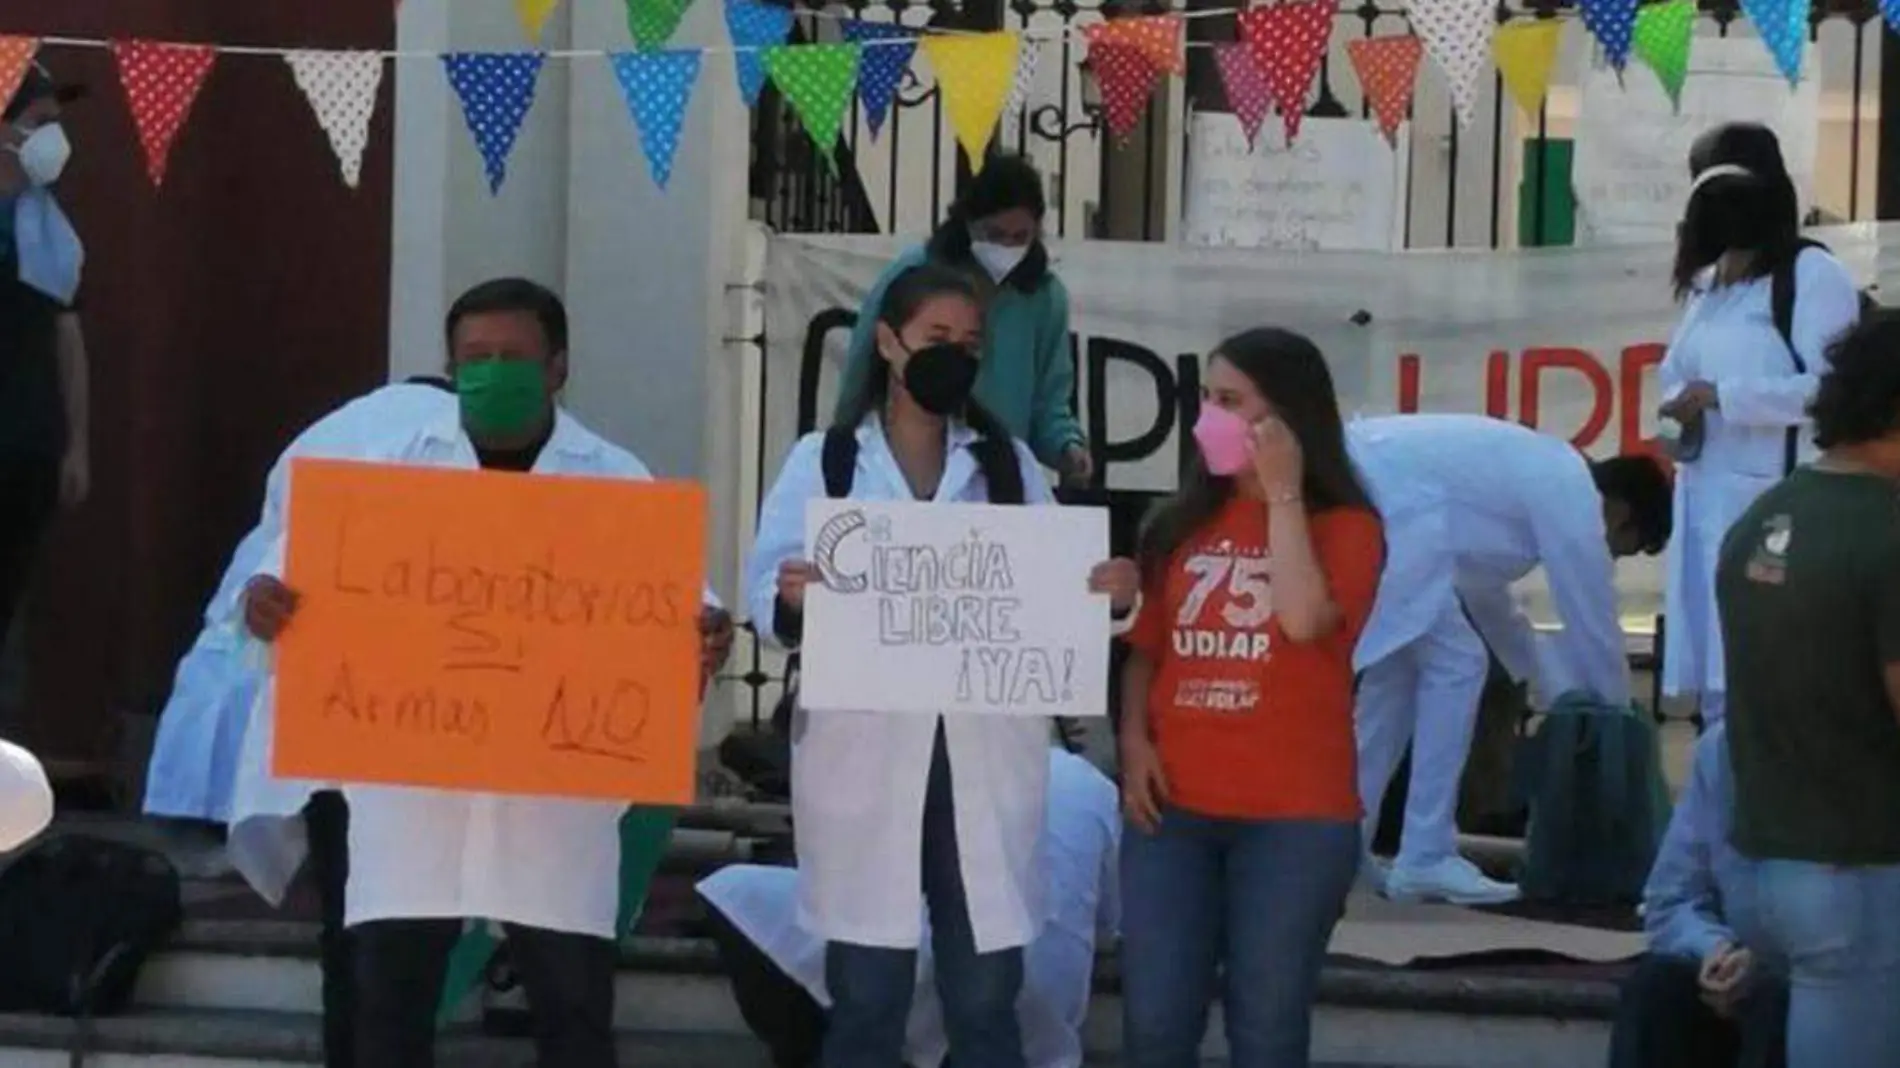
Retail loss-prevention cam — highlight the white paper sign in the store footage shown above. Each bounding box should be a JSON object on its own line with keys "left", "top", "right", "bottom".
{"left": 799, "top": 501, "right": 1111, "bottom": 717}
{"left": 1573, "top": 38, "right": 1819, "bottom": 245}
{"left": 1182, "top": 114, "right": 1408, "bottom": 251}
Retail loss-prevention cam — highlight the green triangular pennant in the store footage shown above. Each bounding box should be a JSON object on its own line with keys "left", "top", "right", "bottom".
{"left": 762, "top": 43, "right": 862, "bottom": 174}
{"left": 625, "top": 0, "right": 695, "bottom": 51}
{"left": 1633, "top": 0, "right": 1694, "bottom": 108}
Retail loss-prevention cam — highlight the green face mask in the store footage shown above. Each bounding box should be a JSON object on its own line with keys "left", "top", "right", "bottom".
{"left": 456, "top": 358, "right": 548, "bottom": 439}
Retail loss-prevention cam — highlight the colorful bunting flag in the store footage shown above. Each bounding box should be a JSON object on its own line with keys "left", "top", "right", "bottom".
{"left": 0, "top": 37, "right": 39, "bottom": 113}
{"left": 610, "top": 49, "right": 702, "bottom": 188}
{"left": 1742, "top": 0, "right": 1808, "bottom": 85}
{"left": 1088, "top": 43, "right": 1160, "bottom": 140}
{"left": 1407, "top": 0, "right": 1491, "bottom": 129}
{"left": 1579, "top": 0, "right": 1638, "bottom": 70}
{"left": 285, "top": 51, "right": 386, "bottom": 189}
{"left": 724, "top": 0, "right": 794, "bottom": 107}
{"left": 1345, "top": 35, "right": 1422, "bottom": 146}
{"left": 1632, "top": 0, "right": 1694, "bottom": 107}
{"left": 627, "top": 0, "right": 695, "bottom": 52}
{"left": 1237, "top": 1, "right": 1334, "bottom": 142}
{"left": 112, "top": 40, "right": 218, "bottom": 187}
{"left": 1213, "top": 43, "right": 1273, "bottom": 149}
{"left": 842, "top": 21, "right": 919, "bottom": 140}
{"left": 999, "top": 39, "right": 1042, "bottom": 145}
{"left": 920, "top": 33, "right": 1019, "bottom": 170}
{"left": 762, "top": 43, "right": 861, "bottom": 172}
{"left": 515, "top": 0, "right": 562, "bottom": 44}
{"left": 1493, "top": 20, "right": 1563, "bottom": 117}
{"left": 441, "top": 52, "right": 545, "bottom": 194}
{"left": 1885, "top": 0, "right": 1900, "bottom": 35}
{"left": 1084, "top": 15, "right": 1184, "bottom": 76}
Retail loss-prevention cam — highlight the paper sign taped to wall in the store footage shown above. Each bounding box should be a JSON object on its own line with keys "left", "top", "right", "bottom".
{"left": 273, "top": 458, "right": 707, "bottom": 803}
{"left": 799, "top": 500, "right": 1111, "bottom": 717}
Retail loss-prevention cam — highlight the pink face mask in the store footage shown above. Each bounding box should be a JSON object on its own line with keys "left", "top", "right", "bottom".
{"left": 1192, "top": 404, "right": 1254, "bottom": 476}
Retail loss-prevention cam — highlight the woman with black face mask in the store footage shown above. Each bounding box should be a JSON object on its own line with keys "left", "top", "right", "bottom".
{"left": 745, "top": 264, "right": 1138, "bottom": 1068}
{"left": 832, "top": 156, "right": 1092, "bottom": 485}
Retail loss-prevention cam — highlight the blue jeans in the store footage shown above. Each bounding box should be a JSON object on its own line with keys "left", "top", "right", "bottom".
{"left": 821, "top": 726, "right": 1025, "bottom": 1068}
{"left": 1741, "top": 859, "right": 1900, "bottom": 1068}
{"left": 1120, "top": 807, "right": 1359, "bottom": 1068}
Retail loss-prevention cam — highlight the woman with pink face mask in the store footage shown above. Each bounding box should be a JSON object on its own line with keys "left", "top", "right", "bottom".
{"left": 1116, "top": 328, "right": 1384, "bottom": 1068}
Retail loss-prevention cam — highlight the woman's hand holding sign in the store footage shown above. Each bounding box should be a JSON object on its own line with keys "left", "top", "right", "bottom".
{"left": 242, "top": 575, "right": 301, "bottom": 643}
{"left": 776, "top": 560, "right": 818, "bottom": 610}
{"left": 1088, "top": 558, "right": 1141, "bottom": 617}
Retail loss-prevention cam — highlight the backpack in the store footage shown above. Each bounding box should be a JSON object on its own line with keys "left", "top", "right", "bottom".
{"left": 0, "top": 835, "right": 183, "bottom": 1035}
{"left": 769, "top": 426, "right": 1027, "bottom": 733}
{"left": 1770, "top": 239, "right": 1878, "bottom": 474}
{"left": 1511, "top": 694, "right": 1671, "bottom": 906}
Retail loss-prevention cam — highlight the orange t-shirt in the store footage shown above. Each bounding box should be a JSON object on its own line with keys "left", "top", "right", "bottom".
{"left": 1127, "top": 496, "right": 1383, "bottom": 821}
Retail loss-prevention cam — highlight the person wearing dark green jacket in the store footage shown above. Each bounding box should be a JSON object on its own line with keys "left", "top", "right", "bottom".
{"left": 831, "top": 156, "right": 1090, "bottom": 482}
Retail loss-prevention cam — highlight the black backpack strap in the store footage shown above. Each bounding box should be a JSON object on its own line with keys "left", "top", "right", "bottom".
{"left": 1771, "top": 239, "right": 1826, "bottom": 475}
{"left": 820, "top": 427, "right": 858, "bottom": 499}
{"left": 968, "top": 436, "right": 1026, "bottom": 505}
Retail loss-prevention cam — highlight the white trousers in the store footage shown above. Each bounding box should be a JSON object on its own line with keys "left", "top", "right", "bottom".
{"left": 1355, "top": 600, "right": 1489, "bottom": 870}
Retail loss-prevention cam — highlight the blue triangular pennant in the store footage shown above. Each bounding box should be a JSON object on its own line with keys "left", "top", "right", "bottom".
{"left": 1885, "top": 0, "right": 1900, "bottom": 33}
{"left": 610, "top": 50, "right": 702, "bottom": 189}
{"left": 725, "top": 0, "right": 794, "bottom": 107}
{"left": 841, "top": 20, "right": 918, "bottom": 139}
{"left": 1742, "top": 0, "right": 1809, "bottom": 85}
{"left": 442, "top": 52, "right": 546, "bottom": 194}
{"left": 1578, "top": 0, "right": 1638, "bottom": 69}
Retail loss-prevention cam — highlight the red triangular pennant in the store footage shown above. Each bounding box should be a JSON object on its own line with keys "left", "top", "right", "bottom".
{"left": 1088, "top": 42, "right": 1161, "bottom": 140}
{"left": 112, "top": 40, "right": 217, "bottom": 186}
{"left": 1237, "top": 0, "right": 1335, "bottom": 143}
{"left": 1083, "top": 15, "right": 1184, "bottom": 76}
{"left": 1213, "top": 42, "right": 1273, "bottom": 149}
{"left": 1345, "top": 34, "right": 1422, "bottom": 146}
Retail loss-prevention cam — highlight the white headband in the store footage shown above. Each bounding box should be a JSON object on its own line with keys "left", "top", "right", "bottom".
{"left": 1690, "top": 163, "right": 1754, "bottom": 195}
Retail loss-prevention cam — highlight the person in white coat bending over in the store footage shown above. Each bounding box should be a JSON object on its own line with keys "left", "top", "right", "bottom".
{"left": 1658, "top": 123, "right": 1862, "bottom": 731}
{"left": 745, "top": 264, "right": 1137, "bottom": 1068}
{"left": 1350, "top": 415, "right": 1672, "bottom": 905}
{"left": 235, "top": 279, "right": 732, "bottom": 1068}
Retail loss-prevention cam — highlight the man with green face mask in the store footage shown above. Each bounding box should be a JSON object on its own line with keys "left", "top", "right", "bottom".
{"left": 235, "top": 278, "right": 734, "bottom": 1068}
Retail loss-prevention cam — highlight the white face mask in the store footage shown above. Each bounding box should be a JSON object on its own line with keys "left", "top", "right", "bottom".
{"left": 970, "top": 240, "right": 1029, "bottom": 284}
{"left": 11, "top": 123, "right": 71, "bottom": 187}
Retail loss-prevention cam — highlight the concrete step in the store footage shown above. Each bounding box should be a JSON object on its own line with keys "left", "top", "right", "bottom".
{"left": 113, "top": 921, "right": 1615, "bottom": 1068}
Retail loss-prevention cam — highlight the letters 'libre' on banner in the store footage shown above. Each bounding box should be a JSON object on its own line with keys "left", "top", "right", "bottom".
{"left": 273, "top": 458, "right": 708, "bottom": 804}
{"left": 798, "top": 500, "right": 1112, "bottom": 718}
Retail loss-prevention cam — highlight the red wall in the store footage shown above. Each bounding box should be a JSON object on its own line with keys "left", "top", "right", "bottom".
{"left": 8, "top": 2, "right": 394, "bottom": 760}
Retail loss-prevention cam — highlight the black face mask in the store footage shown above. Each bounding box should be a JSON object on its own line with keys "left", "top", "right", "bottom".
{"left": 901, "top": 343, "right": 979, "bottom": 416}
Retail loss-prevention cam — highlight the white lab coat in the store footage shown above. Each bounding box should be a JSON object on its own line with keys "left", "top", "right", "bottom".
{"left": 744, "top": 419, "right": 1056, "bottom": 954}
{"left": 1659, "top": 248, "right": 1860, "bottom": 699}
{"left": 142, "top": 526, "right": 273, "bottom": 822}
{"left": 0, "top": 739, "right": 53, "bottom": 851}
{"left": 1348, "top": 414, "right": 1629, "bottom": 706}
{"left": 697, "top": 749, "right": 1121, "bottom": 1068}
{"left": 230, "top": 407, "right": 706, "bottom": 938}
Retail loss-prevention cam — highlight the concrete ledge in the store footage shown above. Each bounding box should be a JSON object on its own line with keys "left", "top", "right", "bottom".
{"left": 168, "top": 920, "right": 1621, "bottom": 1021}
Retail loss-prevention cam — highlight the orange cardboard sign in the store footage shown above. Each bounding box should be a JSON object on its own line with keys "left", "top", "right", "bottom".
{"left": 272, "top": 457, "right": 707, "bottom": 804}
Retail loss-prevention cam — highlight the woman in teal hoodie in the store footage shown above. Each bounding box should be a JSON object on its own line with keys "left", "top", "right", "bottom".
{"left": 832, "top": 156, "right": 1091, "bottom": 482}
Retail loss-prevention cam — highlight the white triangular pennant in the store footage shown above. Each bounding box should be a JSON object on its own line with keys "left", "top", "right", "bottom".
{"left": 998, "top": 39, "right": 1042, "bottom": 146}
{"left": 285, "top": 51, "right": 387, "bottom": 188}
{"left": 1406, "top": 0, "right": 1493, "bottom": 129}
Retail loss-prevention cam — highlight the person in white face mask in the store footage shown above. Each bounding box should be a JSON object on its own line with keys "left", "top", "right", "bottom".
{"left": 0, "top": 61, "right": 89, "bottom": 667}
{"left": 832, "top": 156, "right": 1091, "bottom": 486}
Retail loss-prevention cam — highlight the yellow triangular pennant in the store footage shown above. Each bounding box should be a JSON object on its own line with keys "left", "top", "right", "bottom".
{"left": 515, "top": 0, "right": 562, "bottom": 43}
{"left": 1493, "top": 20, "right": 1562, "bottom": 118}
{"left": 920, "top": 32, "right": 1019, "bottom": 171}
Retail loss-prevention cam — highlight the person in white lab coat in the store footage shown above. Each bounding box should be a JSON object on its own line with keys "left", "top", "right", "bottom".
{"left": 156, "top": 375, "right": 456, "bottom": 1068}
{"left": 1348, "top": 415, "right": 1673, "bottom": 905}
{"left": 745, "top": 264, "right": 1137, "bottom": 1068}
{"left": 232, "top": 279, "right": 730, "bottom": 1068}
{"left": 0, "top": 738, "right": 53, "bottom": 851}
{"left": 696, "top": 744, "right": 1121, "bottom": 1068}
{"left": 1657, "top": 123, "right": 1862, "bottom": 730}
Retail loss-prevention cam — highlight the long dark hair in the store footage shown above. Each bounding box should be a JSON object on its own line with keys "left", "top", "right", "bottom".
{"left": 1138, "top": 328, "right": 1375, "bottom": 580}
{"left": 925, "top": 154, "right": 1053, "bottom": 293}
{"left": 833, "top": 263, "right": 1010, "bottom": 441}
{"left": 1672, "top": 123, "right": 1801, "bottom": 299}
